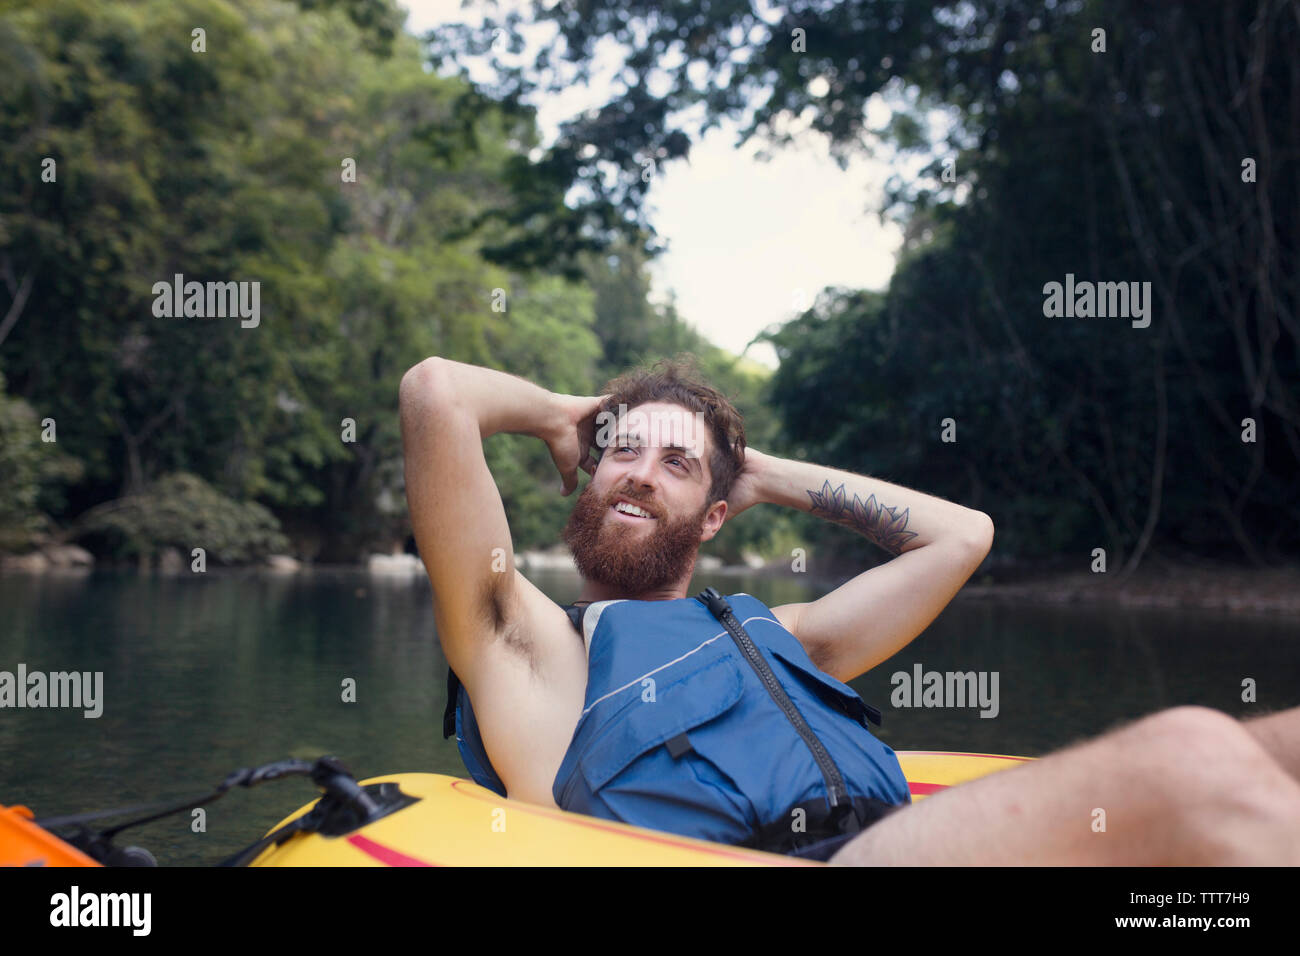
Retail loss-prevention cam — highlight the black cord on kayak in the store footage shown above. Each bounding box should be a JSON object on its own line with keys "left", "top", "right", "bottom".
{"left": 32, "top": 757, "right": 331, "bottom": 866}
{"left": 32, "top": 758, "right": 317, "bottom": 833}
{"left": 215, "top": 802, "right": 327, "bottom": 867}
{"left": 216, "top": 756, "right": 410, "bottom": 867}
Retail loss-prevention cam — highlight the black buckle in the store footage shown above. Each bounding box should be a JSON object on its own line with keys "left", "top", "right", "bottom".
{"left": 695, "top": 587, "right": 731, "bottom": 619}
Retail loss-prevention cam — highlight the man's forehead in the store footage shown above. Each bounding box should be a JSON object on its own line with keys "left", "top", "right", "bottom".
{"left": 596, "top": 402, "right": 710, "bottom": 459}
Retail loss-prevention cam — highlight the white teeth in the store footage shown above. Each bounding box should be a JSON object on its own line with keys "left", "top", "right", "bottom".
{"left": 614, "top": 501, "right": 652, "bottom": 518}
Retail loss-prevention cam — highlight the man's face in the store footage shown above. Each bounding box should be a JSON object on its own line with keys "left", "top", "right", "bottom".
{"left": 562, "top": 401, "right": 726, "bottom": 594}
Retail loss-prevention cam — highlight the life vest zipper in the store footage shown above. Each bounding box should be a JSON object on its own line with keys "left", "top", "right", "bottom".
{"left": 696, "top": 588, "right": 849, "bottom": 811}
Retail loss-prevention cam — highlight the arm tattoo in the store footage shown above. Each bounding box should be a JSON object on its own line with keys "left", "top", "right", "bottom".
{"left": 806, "top": 480, "right": 919, "bottom": 555}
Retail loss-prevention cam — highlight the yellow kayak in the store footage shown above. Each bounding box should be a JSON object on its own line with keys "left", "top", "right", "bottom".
{"left": 249, "top": 751, "right": 1032, "bottom": 866}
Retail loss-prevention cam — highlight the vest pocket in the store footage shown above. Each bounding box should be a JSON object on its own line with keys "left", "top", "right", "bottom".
{"left": 555, "top": 654, "right": 761, "bottom": 843}
{"left": 767, "top": 644, "right": 877, "bottom": 728}
{"left": 578, "top": 654, "right": 746, "bottom": 793}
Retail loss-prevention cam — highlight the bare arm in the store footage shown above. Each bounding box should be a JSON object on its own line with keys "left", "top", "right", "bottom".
{"left": 398, "top": 357, "right": 599, "bottom": 683}
{"left": 728, "top": 448, "right": 993, "bottom": 682}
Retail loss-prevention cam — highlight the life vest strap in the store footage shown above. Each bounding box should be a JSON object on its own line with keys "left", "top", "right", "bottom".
{"left": 737, "top": 795, "right": 905, "bottom": 860}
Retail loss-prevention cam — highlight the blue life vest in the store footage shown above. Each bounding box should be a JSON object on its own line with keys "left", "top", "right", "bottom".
{"left": 443, "top": 590, "right": 910, "bottom": 858}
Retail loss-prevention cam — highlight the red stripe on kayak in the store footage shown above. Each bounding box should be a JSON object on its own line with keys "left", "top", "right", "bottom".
{"left": 346, "top": 834, "right": 440, "bottom": 867}
{"left": 448, "top": 779, "right": 809, "bottom": 865}
{"left": 909, "top": 782, "right": 948, "bottom": 795}
{"left": 896, "top": 751, "right": 1032, "bottom": 761}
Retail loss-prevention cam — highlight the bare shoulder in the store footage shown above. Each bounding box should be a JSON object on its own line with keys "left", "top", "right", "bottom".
{"left": 769, "top": 602, "right": 804, "bottom": 635}
{"left": 460, "top": 570, "right": 589, "bottom": 804}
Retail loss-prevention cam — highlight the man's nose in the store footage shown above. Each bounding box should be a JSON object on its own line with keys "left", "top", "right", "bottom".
{"left": 624, "top": 452, "right": 659, "bottom": 490}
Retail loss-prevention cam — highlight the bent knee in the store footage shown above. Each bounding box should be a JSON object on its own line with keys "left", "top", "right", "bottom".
{"left": 1118, "top": 705, "right": 1253, "bottom": 758}
{"left": 1107, "top": 706, "right": 1284, "bottom": 797}
{"left": 1095, "top": 707, "right": 1300, "bottom": 861}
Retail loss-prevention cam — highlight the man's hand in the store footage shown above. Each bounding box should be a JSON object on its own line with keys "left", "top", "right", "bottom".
{"left": 545, "top": 394, "right": 610, "bottom": 496}
{"left": 722, "top": 447, "right": 770, "bottom": 521}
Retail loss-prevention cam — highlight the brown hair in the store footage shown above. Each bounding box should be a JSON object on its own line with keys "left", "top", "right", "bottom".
{"left": 597, "top": 355, "right": 747, "bottom": 505}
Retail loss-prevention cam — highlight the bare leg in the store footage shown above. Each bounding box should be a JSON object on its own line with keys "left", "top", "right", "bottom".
{"left": 1242, "top": 705, "right": 1300, "bottom": 784}
{"left": 830, "top": 706, "right": 1300, "bottom": 865}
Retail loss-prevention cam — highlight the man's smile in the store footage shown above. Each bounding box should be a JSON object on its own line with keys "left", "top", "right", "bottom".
{"left": 610, "top": 497, "right": 657, "bottom": 520}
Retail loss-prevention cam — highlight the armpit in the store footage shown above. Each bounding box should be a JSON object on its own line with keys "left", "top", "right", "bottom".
{"left": 802, "top": 638, "right": 838, "bottom": 676}
{"left": 480, "top": 572, "right": 536, "bottom": 670}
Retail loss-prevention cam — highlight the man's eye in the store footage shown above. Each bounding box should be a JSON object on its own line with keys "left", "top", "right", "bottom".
{"left": 668, "top": 457, "right": 686, "bottom": 468}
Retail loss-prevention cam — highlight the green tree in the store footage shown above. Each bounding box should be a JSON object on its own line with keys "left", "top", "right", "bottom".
{"left": 0, "top": 371, "right": 82, "bottom": 551}
{"left": 0, "top": 0, "right": 625, "bottom": 561}
{"left": 440, "top": 0, "right": 1300, "bottom": 567}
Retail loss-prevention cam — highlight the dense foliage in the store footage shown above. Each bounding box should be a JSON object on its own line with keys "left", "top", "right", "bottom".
{"left": 4, "top": 0, "right": 1295, "bottom": 570}
{"left": 0, "top": 0, "right": 778, "bottom": 564}
{"left": 75, "top": 471, "right": 288, "bottom": 564}
{"left": 0, "top": 371, "right": 81, "bottom": 551}
{"left": 436, "top": 0, "right": 1300, "bottom": 568}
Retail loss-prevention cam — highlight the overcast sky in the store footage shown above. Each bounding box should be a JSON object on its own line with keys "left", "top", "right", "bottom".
{"left": 398, "top": 0, "right": 903, "bottom": 368}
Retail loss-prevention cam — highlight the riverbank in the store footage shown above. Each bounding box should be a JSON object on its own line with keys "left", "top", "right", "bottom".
{"left": 731, "top": 553, "right": 1300, "bottom": 617}
{"left": 956, "top": 564, "right": 1300, "bottom": 616}
{"left": 4, "top": 545, "right": 1296, "bottom": 617}
{"left": 510, "top": 552, "right": 1300, "bottom": 617}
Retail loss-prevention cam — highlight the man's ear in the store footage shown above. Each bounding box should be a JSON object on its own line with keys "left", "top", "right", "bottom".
{"left": 699, "top": 499, "right": 728, "bottom": 542}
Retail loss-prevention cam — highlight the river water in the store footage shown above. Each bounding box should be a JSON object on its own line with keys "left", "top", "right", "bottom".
{"left": 2, "top": 567, "right": 1296, "bottom": 865}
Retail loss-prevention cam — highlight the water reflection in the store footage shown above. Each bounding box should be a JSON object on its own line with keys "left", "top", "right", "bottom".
{"left": 1, "top": 568, "right": 1296, "bottom": 864}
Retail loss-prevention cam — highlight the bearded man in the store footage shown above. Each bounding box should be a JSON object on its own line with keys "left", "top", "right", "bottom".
{"left": 399, "top": 356, "right": 1300, "bottom": 863}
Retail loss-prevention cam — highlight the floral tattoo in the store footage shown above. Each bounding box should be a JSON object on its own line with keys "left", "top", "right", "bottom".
{"left": 806, "top": 480, "right": 919, "bottom": 554}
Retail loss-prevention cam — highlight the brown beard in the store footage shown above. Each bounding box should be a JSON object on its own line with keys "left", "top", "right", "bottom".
{"left": 562, "top": 483, "right": 710, "bottom": 595}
